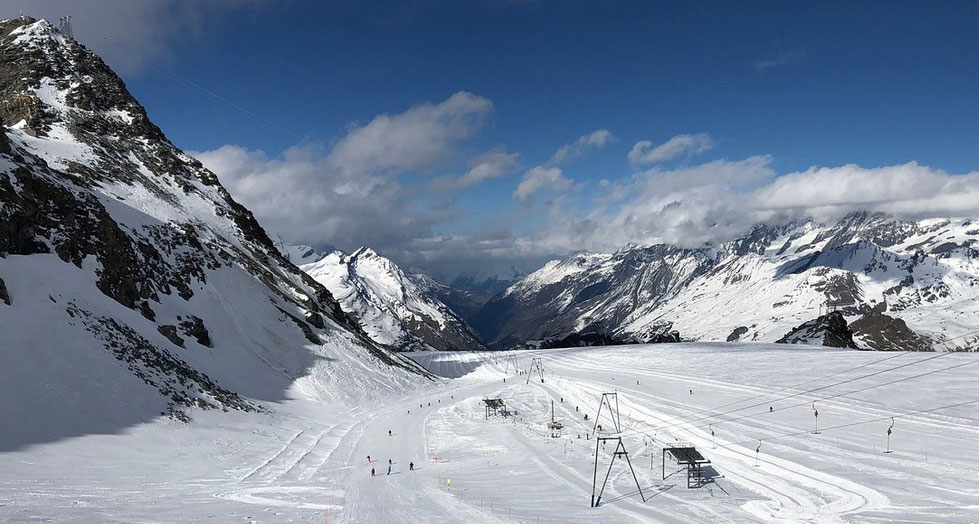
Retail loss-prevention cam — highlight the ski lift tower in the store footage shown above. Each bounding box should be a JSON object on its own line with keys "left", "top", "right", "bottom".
{"left": 526, "top": 357, "right": 544, "bottom": 384}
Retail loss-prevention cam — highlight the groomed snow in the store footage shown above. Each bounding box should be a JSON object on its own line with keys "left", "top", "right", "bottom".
{"left": 2, "top": 343, "right": 976, "bottom": 523}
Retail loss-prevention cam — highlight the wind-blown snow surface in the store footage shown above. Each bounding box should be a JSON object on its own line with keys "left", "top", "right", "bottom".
{"left": 3, "top": 343, "right": 976, "bottom": 523}
{"left": 301, "top": 247, "right": 484, "bottom": 351}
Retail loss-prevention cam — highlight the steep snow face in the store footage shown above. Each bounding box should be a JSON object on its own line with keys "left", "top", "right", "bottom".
{"left": 477, "top": 213, "right": 979, "bottom": 350}
{"left": 471, "top": 246, "right": 717, "bottom": 348}
{"left": 0, "top": 17, "right": 424, "bottom": 451}
{"left": 301, "top": 247, "right": 484, "bottom": 351}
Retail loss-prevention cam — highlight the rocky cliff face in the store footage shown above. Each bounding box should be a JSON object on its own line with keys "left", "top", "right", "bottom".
{"left": 470, "top": 246, "right": 716, "bottom": 348}
{"left": 0, "top": 18, "right": 424, "bottom": 450}
{"left": 776, "top": 311, "right": 858, "bottom": 348}
{"left": 475, "top": 212, "right": 979, "bottom": 350}
{"left": 301, "top": 247, "right": 485, "bottom": 351}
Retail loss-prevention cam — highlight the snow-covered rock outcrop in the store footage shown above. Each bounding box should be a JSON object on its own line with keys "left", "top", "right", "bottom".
{"left": 301, "top": 247, "right": 484, "bottom": 351}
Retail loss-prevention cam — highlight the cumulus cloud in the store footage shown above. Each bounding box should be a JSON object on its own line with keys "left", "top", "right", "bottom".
{"left": 328, "top": 91, "right": 492, "bottom": 178}
{"left": 628, "top": 133, "right": 713, "bottom": 166}
{"left": 429, "top": 151, "right": 519, "bottom": 193}
{"left": 2, "top": 0, "right": 259, "bottom": 73}
{"left": 522, "top": 159, "right": 979, "bottom": 257}
{"left": 513, "top": 166, "right": 573, "bottom": 201}
{"left": 547, "top": 129, "right": 613, "bottom": 166}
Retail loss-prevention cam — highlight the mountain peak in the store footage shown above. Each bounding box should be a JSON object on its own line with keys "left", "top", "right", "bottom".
{"left": 352, "top": 246, "right": 379, "bottom": 258}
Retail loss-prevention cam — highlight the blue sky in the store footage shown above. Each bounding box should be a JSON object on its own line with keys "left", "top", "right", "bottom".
{"left": 9, "top": 1, "right": 979, "bottom": 278}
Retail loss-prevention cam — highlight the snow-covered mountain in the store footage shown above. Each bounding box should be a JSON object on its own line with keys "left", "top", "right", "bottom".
{"left": 0, "top": 17, "right": 425, "bottom": 451}
{"left": 473, "top": 212, "right": 979, "bottom": 350}
{"left": 301, "top": 247, "right": 485, "bottom": 351}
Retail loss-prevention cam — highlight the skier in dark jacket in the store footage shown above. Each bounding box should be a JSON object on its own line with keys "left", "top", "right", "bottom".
{"left": 409, "top": 461, "right": 414, "bottom": 471}
{"left": 371, "top": 467, "right": 375, "bottom": 477}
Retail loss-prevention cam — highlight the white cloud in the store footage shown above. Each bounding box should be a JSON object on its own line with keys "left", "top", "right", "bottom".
{"left": 522, "top": 158, "right": 979, "bottom": 257}
{"left": 430, "top": 151, "right": 519, "bottom": 192}
{"left": 628, "top": 133, "right": 714, "bottom": 166}
{"left": 547, "top": 129, "right": 613, "bottom": 166}
{"left": 328, "top": 91, "right": 492, "bottom": 178}
{"left": 513, "top": 166, "right": 573, "bottom": 201}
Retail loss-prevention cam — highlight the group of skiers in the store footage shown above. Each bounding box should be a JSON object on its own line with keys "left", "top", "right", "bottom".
{"left": 367, "top": 454, "right": 415, "bottom": 476}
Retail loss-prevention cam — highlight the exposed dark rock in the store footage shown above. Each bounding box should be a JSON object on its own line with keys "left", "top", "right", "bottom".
{"left": 0, "top": 276, "right": 9, "bottom": 305}
{"left": 540, "top": 332, "right": 633, "bottom": 349}
{"left": 0, "top": 117, "right": 9, "bottom": 154}
{"left": 850, "top": 312, "right": 932, "bottom": 351}
{"left": 67, "top": 302, "right": 257, "bottom": 416}
{"left": 157, "top": 325, "right": 184, "bottom": 347}
{"left": 776, "top": 311, "right": 858, "bottom": 349}
{"left": 177, "top": 315, "right": 212, "bottom": 348}
{"left": 726, "top": 326, "right": 748, "bottom": 342}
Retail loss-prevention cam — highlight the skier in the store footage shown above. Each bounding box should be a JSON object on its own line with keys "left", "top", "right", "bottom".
{"left": 367, "top": 455, "right": 371, "bottom": 462}
{"left": 503, "top": 378, "right": 506, "bottom": 383}
{"left": 388, "top": 430, "right": 392, "bottom": 437}
{"left": 770, "top": 406, "right": 774, "bottom": 413}
{"left": 409, "top": 461, "right": 414, "bottom": 471}
{"left": 371, "top": 467, "right": 375, "bottom": 477}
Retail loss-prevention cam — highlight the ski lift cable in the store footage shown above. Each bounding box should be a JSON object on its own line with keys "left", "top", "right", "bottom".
{"left": 147, "top": 63, "right": 298, "bottom": 139}
{"left": 640, "top": 349, "right": 961, "bottom": 434}
{"left": 705, "top": 351, "right": 909, "bottom": 414}
{"left": 614, "top": 355, "right": 978, "bottom": 440}
{"left": 676, "top": 326, "right": 979, "bottom": 421}
{"left": 708, "top": 397, "right": 979, "bottom": 471}
{"left": 723, "top": 397, "right": 979, "bottom": 449}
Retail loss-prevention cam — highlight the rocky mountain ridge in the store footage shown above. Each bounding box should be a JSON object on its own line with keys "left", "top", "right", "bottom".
{"left": 472, "top": 212, "right": 979, "bottom": 350}
{"left": 0, "top": 17, "right": 424, "bottom": 450}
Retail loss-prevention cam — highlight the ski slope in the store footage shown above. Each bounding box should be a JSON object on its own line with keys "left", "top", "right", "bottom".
{"left": 2, "top": 343, "right": 977, "bottom": 523}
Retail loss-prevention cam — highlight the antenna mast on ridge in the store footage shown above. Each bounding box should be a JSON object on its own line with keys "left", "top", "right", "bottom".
{"left": 58, "top": 15, "right": 73, "bottom": 39}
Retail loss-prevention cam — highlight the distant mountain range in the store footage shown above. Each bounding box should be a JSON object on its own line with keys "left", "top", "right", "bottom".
{"left": 468, "top": 212, "right": 979, "bottom": 350}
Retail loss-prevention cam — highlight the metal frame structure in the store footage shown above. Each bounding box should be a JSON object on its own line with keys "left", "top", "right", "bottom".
{"left": 483, "top": 398, "right": 508, "bottom": 419}
{"left": 662, "top": 445, "right": 712, "bottom": 488}
{"left": 591, "top": 437, "right": 646, "bottom": 507}
{"left": 526, "top": 357, "right": 544, "bottom": 384}
{"left": 592, "top": 392, "right": 621, "bottom": 435}
{"left": 503, "top": 354, "right": 520, "bottom": 375}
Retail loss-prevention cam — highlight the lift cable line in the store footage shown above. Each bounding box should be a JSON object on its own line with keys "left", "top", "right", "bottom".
{"left": 613, "top": 355, "right": 979, "bottom": 440}
{"left": 720, "top": 397, "right": 979, "bottom": 450}
{"left": 637, "top": 350, "right": 963, "bottom": 435}
{"left": 676, "top": 326, "right": 979, "bottom": 423}
{"left": 706, "top": 351, "right": 909, "bottom": 414}
{"left": 147, "top": 64, "right": 298, "bottom": 139}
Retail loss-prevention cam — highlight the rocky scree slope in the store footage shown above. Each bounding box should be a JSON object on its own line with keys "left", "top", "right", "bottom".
{"left": 0, "top": 17, "right": 425, "bottom": 450}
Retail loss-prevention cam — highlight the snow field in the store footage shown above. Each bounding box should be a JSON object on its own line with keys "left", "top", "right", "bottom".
{"left": 1, "top": 343, "right": 977, "bottom": 523}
